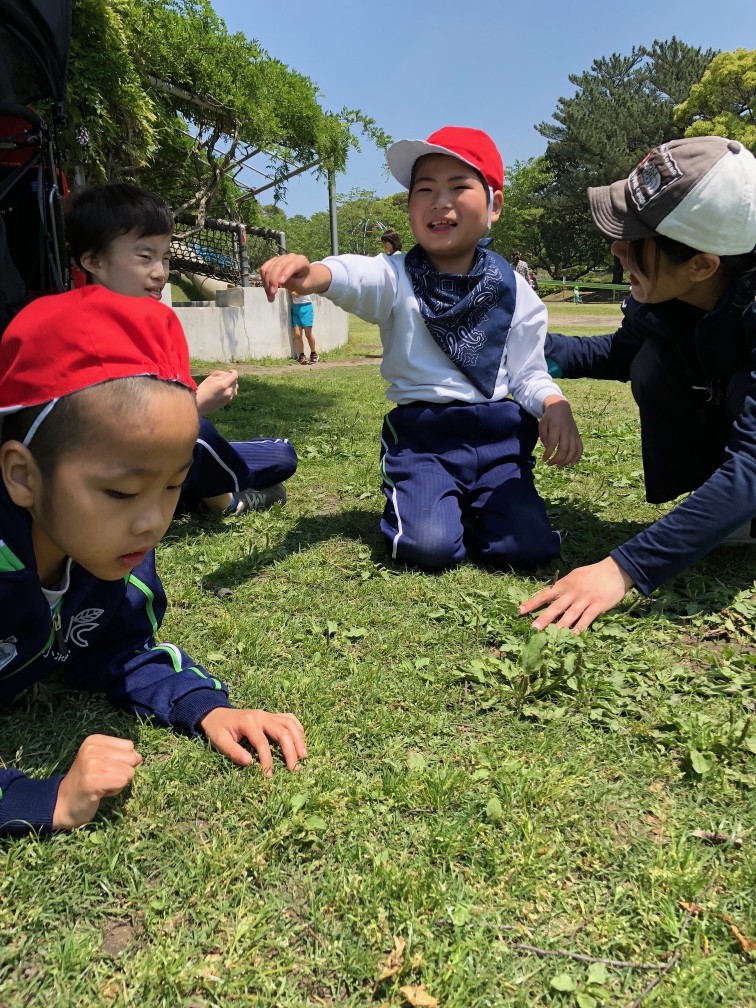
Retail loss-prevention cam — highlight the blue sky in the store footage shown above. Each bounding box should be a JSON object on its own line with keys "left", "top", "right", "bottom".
{"left": 212, "top": 0, "right": 754, "bottom": 218}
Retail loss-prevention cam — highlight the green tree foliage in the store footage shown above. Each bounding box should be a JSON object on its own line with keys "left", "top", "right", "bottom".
{"left": 263, "top": 190, "right": 413, "bottom": 262}
{"left": 489, "top": 158, "right": 550, "bottom": 264}
{"left": 65, "top": 0, "right": 387, "bottom": 221}
{"left": 536, "top": 38, "right": 717, "bottom": 280}
{"left": 675, "top": 49, "right": 756, "bottom": 153}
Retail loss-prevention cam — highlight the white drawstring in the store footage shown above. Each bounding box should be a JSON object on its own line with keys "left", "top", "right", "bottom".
{"left": 22, "top": 399, "right": 58, "bottom": 446}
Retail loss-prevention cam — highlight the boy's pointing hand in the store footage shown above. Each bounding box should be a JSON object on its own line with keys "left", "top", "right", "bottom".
{"left": 200, "top": 707, "right": 307, "bottom": 777}
{"left": 260, "top": 254, "right": 312, "bottom": 301}
{"left": 259, "top": 255, "right": 332, "bottom": 302}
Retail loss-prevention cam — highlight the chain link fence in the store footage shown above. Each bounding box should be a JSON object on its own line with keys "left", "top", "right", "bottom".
{"left": 171, "top": 212, "right": 285, "bottom": 287}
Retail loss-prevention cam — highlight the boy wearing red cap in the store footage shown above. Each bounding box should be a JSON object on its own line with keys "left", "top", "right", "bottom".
{"left": 0, "top": 287, "right": 305, "bottom": 838}
{"left": 261, "top": 127, "right": 581, "bottom": 570}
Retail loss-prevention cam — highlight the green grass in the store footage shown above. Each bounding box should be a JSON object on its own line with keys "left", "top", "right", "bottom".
{"left": 1, "top": 317, "right": 754, "bottom": 1007}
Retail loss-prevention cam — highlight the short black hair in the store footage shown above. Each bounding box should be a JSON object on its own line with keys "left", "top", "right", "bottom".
{"left": 65, "top": 183, "right": 174, "bottom": 271}
{"left": 1, "top": 377, "right": 195, "bottom": 477}
{"left": 381, "top": 230, "right": 402, "bottom": 252}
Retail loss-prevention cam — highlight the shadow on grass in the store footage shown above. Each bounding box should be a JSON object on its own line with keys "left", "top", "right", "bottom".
{"left": 200, "top": 498, "right": 755, "bottom": 625}
{"left": 201, "top": 374, "right": 344, "bottom": 445}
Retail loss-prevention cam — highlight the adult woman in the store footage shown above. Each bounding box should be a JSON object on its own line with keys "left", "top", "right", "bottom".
{"left": 521, "top": 136, "right": 756, "bottom": 631}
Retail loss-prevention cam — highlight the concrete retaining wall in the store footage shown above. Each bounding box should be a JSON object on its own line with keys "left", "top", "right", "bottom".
{"left": 170, "top": 286, "right": 349, "bottom": 362}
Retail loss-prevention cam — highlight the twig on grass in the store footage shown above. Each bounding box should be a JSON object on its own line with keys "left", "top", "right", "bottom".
{"left": 508, "top": 942, "right": 665, "bottom": 971}
{"left": 626, "top": 888, "right": 708, "bottom": 1008}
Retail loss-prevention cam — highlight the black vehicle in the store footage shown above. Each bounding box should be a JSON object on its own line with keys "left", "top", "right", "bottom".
{"left": 0, "top": 0, "right": 72, "bottom": 331}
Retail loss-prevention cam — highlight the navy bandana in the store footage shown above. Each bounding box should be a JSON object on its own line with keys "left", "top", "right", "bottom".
{"left": 403, "top": 243, "right": 517, "bottom": 399}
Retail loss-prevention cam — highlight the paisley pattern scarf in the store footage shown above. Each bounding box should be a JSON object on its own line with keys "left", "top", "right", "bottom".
{"left": 403, "top": 243, "right": 517, "bottom": 399}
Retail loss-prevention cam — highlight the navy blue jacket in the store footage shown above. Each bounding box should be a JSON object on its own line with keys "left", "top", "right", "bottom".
{"left": 545, "top": 290, "right": 756, "bottom": 595}
{"left": 0, "top": 483, "right": 232, "bottom": 837}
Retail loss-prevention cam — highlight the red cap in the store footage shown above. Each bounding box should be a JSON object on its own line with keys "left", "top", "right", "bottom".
{"left": 387, "top": 126, "right": 505, "bottom": 193}
{"left": 0, "top": 286, "right": 196, "bottom": 414}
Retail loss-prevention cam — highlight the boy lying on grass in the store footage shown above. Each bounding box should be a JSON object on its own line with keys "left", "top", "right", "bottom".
{"left": 0, "top": 287, "right": 305, "bottom": 838}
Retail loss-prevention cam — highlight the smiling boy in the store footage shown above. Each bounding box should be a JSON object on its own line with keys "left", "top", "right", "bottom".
{"left": 65, "top": 183, "right": 297, "bottom": 515}
{"left": 261, "top": 127, "right": 581, "bottom": 570}
{"left": 0, "top": 287, "right": 305, "bottom": 837}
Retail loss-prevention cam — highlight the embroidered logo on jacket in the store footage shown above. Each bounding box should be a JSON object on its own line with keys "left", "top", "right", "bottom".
{"left": 0, "top": 637, "right": 18, "bottom": 672}
{"left": 65, "top": 608, "right": 105, "bottom": 647}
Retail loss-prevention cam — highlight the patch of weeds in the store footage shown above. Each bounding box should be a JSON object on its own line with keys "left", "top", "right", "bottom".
{"left": 649, "top": 710, "right": 756, "bottom": 785}
{"left": 299, "top": 412, "right": 366, "bottom": 460}
{"left": 454, "top": 624, "right": 592, "bottom": 719}
{"left": 427, "top": 587, "right": 522, "bottom": 645}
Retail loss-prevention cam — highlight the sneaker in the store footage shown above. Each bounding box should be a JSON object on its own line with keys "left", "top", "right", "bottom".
{"left": 720, "top": 519, "right": 756, "bottom": 545}
{"left": 310, "top": 352, "right": 319, "bottom": 364}
{"left": 298, "top": 353, "right": 309, "bottom": 365}
{"left": 227, "top": 483, "right": 287, "bottom": 514}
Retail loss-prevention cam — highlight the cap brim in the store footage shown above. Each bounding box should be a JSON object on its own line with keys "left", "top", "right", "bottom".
{"left": 387, "top": 138, "right": 475, "bottom": 190}
{"left": 588, "top": 180, "right": 656, "bottom": 242}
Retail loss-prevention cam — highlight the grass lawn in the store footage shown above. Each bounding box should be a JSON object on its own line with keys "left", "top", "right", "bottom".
{"left": 1, "top": 315, "right": 754, "bottom": 1007}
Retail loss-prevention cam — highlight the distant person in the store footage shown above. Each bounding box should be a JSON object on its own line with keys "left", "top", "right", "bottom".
{"left": 573, "top": 285, "right": 582, "bottom": 303}
{"left": 261, "top": 126, "right": 582, "bottom": 572}
{"left": 511, "top": 249, "right": 529, "bottom": 280}
{"left": 381, "top": 230, "right": 402, "bottom": 255}
{"left": 522, "top": 136, "right": 756, "bottom": 632}
{"left": 65, "top": 183, "right": 295, "bottom": 513}
{"left": 0, "top": 289, "right": 306, "bottom": 836}
{"left": 291, "top": 292, "right": 318, "bottom": 364}
{"left": 528, "top": 269, "right": 539, "bottom": 294}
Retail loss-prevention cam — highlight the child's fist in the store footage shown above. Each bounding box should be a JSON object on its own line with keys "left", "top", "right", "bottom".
{"left": 539, "top": 396, "right": 583, "bottom": 468}
{"left": 53, "top": 734, "right": 142, "bottom": 830}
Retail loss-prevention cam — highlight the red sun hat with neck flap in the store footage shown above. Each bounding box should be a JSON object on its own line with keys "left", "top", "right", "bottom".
{"left": 387, "top": 126, "right": 505, "bottom": 193}
{"left": 0, "top": 286, "right": 197, "bottom": 416}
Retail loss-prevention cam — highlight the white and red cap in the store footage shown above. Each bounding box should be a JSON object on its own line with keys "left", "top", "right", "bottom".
{"left": 0, "top": 286, "right": 196, "bottom": 443}
{"left": 589, "top": 136, "right": 756, "bottom": 255}
{"left": 387, "top": 126, "right": 505, "bottom": 194}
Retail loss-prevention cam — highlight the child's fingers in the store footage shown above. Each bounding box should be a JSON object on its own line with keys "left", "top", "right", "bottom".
{"left": 265, "top": 716, "right": 307, "bottom": 770}
{"left": 234, "top": 714, "right": 305, "bottom": 773}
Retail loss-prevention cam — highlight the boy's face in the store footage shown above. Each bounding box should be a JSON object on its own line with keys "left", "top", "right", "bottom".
{"left": 82, "top": 230, "right": 172, "bottom": 300}
{"left": 12, "top": 385, "right": 198, "bottom": 586}
{"left": 408, "top": 154, "right": 502, "bottom": 274}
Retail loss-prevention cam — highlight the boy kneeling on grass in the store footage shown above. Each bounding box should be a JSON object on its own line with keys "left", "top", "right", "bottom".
{"left": 261, "top": 127, "right": 582, "bottom": 572}
{"left": 0, "top": 287, "right": 306, "bottom": 838}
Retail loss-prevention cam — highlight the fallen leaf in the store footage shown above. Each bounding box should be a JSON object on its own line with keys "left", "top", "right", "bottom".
{"left": 722, "top": 915, "right": 756, "bottom": 953}
{"left": 690, "top": 830, "right": 743, "bottom": 847}
{"left": 377, "top": 936, "right": 407, "bottom": 981}
{"left": 677, "top": 901, "right": 702, "bottom": 915}
{"left": 400, "top": 984, "right": 439, "bottom": 1007}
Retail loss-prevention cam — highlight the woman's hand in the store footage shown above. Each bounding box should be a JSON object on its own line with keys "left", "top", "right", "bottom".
{"left": 519, "top": 556, "right": 635, "bottom": 632}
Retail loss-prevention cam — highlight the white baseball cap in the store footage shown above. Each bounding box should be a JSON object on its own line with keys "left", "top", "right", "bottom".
{"left": 588, "top": 136, "right": 756, "bottom": 255}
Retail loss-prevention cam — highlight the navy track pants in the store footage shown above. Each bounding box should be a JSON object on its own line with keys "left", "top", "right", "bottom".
{"left": 379, "top": 399, "right": 560, "bottom": 571}
{"left": 180, "top": 417, "right": 298, "bottom": 508}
